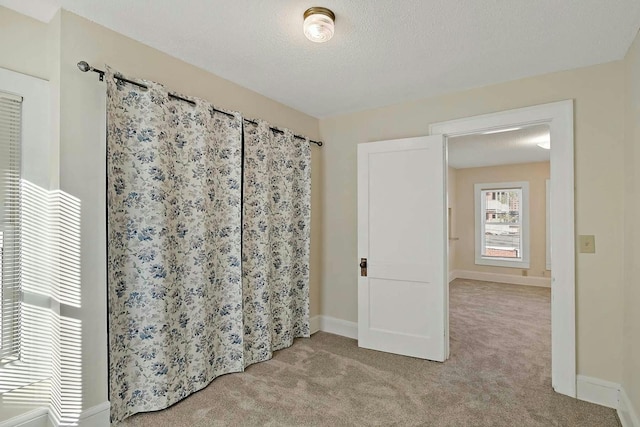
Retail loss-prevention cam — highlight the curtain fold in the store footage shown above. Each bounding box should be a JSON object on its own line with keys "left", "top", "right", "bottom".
{"left": 106, "top": 67, "right": 244, "bottom": 422}
{"left": 242, "top": 121, "right": 311, "bottom": 367}
{"left": 106, "top": 67, "right": 311, "bottom": 424}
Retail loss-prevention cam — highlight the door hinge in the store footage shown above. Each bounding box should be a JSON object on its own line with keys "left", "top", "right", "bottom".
{"left": 360, "top": 258, "right": 367, "bottom": 277}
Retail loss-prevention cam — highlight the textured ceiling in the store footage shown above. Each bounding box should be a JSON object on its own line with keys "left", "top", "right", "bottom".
{"left": 2, "top": 0, "right": 640, "bottom": 117}
{"left": 448, "top": 125, "right": 550, "bottom": 169}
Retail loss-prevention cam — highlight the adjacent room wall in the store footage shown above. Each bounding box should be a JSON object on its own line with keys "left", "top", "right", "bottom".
{"left": 453, "top": 162, "right": 550, "bottom": 279}
{"left": 623, "top": 27, "right": 640, "bottom": 423}
{"left": 319, "top": 61, "right": 626, "bottom": 385}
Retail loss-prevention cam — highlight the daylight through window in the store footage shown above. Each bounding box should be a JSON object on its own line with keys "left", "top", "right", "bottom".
{"left": 474, "top": 181, "right": 529, "bottom": 269}
{"left": 481, "top": 188, "right": 522, "bottom": 259}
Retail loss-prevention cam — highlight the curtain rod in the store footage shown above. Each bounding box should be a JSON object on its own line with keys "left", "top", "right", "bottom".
{"left": 77, "top": 61, "right": 323, "bottom": 147}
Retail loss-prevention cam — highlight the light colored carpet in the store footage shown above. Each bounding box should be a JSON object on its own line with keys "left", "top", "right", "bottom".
{"left": 116, "top": 279, "right": 619, "bottom": 426}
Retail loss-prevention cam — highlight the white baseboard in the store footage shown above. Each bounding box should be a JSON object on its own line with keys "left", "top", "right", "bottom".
{"left": 310, "top": 315, "right": 358, "bottom": 340}
{"left": 619, "top": 387, "right": 640, "bottom": 427}
{"left": 310, "top": 315, "right": 321, "bottom": 334}
{"left": 78, "top": 401, "right": 110, "bottom": 427}
{"left": 0, "top": 402, "right": 110, "bottom": 427}
{"left": 576, "top": 375, "right": 620, "bottom": 409}
{"left": 451, "top": 269, "right": 551, "bottom": 287}
{"left": 0, "top": 408, "right": 49, "bottom": 427}
{"left": 320, "top": 316, "right": 358, "bottom": 339}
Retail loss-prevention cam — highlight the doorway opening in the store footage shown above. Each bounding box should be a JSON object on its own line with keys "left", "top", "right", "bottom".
{"left": 446, "top": 124, "right": 553, "bottom": 394}
{"left": 430, "top": 100, "right": 575, "bottom": 397}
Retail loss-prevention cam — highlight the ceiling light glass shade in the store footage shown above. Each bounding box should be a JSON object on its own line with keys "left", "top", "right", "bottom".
{"left": 303, "top": 7, "right": 335, "bottom": 43}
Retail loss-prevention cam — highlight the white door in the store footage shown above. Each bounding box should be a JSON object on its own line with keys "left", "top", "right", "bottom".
{"left": 357, "top": 135, "right": 448, "bottom": 361}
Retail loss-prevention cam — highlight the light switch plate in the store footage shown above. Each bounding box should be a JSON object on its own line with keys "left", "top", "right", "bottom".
{"left": 579, "top": 235, "right": 596, "bottom": 253}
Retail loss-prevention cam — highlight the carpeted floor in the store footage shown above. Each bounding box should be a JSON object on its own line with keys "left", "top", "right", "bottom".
{"left": 117, "top": 279, "right": 619, "bottom": 426}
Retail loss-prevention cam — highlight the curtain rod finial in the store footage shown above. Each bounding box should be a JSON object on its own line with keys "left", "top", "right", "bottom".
{"left": 77, "top": 61, "right": 91, "bottom": 72}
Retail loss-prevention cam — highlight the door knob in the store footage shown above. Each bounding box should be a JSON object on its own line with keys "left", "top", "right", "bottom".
{"left": 360, "top": 258, "right": 367, "bottom": 277}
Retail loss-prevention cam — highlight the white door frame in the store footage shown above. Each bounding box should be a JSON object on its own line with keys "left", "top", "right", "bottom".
{"left": 429, "top": 100, "right": 576, "bottom": 398}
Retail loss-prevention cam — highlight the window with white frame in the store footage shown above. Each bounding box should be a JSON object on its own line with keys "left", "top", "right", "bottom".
{"left": 0, "top": 68, "right": 51, "bottom": 410}
{"left": 474, "top": 181, "right": 530, "bottom": 268}
{"left": 0, "top": 90, "right": 22, "bottom": 361}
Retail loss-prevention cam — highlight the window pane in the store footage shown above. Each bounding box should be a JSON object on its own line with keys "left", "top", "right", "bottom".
{"left": 484, "top": 225, "right": 521, "bottom": 258}
{"left": 483, "top": 190, "right": 520, "bottom": 223}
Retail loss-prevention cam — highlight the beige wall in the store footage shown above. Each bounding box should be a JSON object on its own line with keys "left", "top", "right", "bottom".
{"left": 319, "top": 61, "right": 626, "bottom": 384}
{"left": 1, "top": 6, "right": 322, "bottom": 413}
{"left": 623, "top": 28, "right": 640, "bottom": 419}
{"left": 0, "top": 7, "right": 49, "bottom": 80}
{"left": 453, "top": 162, "right": 550, "bottom": 278}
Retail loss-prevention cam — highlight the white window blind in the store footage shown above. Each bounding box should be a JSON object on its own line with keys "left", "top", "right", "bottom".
{"left": 0, "top": 90, "right": 22, "bottom": 361}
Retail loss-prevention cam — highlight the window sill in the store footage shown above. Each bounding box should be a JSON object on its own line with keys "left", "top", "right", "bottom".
{"left": 475, "top": 257, "right": 530, "bottom": 269}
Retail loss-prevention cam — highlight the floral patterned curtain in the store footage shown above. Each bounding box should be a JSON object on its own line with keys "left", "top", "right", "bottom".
{"left": 106, "top": 68, "right": 311, "bottom": 423}
{"left": 242, "top": 120, "right": 311, "bottom": 367}
{"left": 106, "top": 67, "right": 244, "bottom": 422}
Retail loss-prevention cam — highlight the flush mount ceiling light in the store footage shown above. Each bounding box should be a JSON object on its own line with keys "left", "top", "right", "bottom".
{"left": 303, "top": 7, "right": 335, "bottom": 43}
